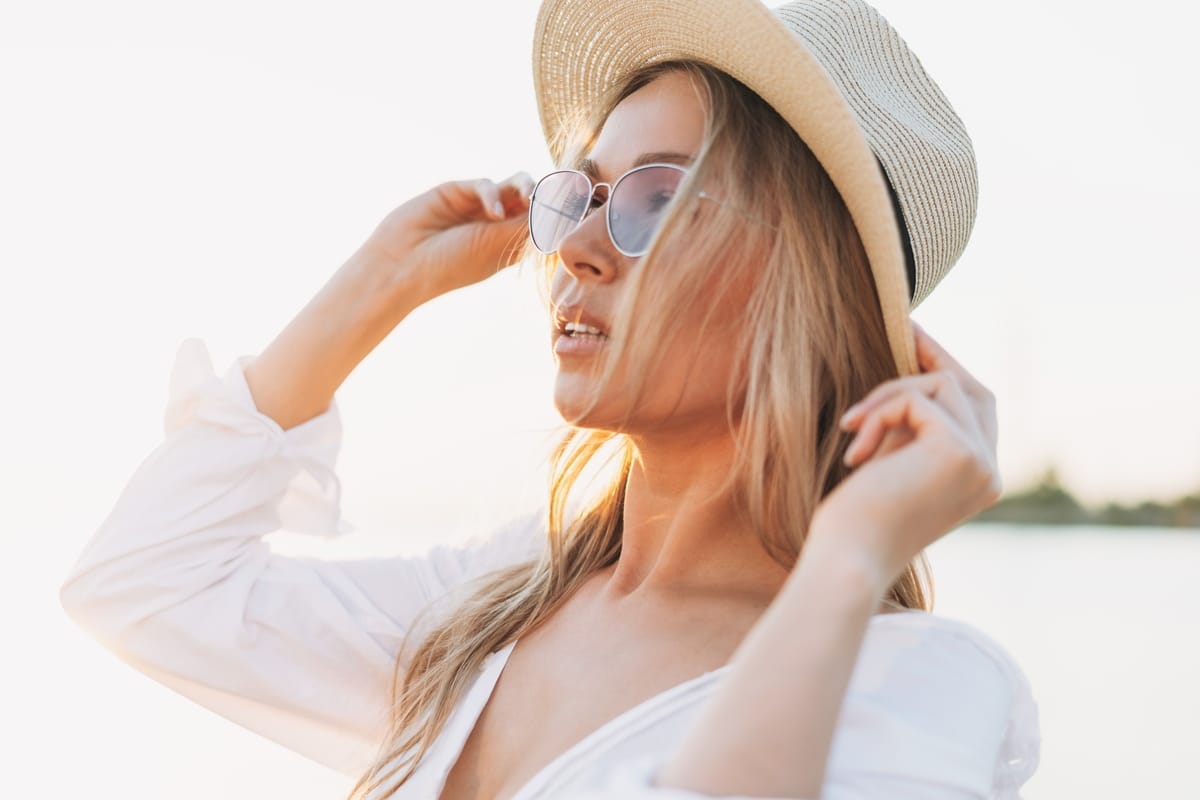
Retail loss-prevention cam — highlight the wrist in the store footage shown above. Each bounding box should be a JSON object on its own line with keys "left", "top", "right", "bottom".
{"left": 337, "top": 244, "right": 432, "bottom": 326}
{"left": 799, "top": 513, "right": 894, "bottom": 600}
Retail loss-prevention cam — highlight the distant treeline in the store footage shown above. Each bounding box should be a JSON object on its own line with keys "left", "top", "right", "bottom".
{"left": 971, "top": 468, "right": 1200, "bottom": 529}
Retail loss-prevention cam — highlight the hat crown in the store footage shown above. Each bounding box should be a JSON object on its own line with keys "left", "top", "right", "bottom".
{"left": 533, "top": 0, "right": 977, "bottom": 372}
{"left": 772, "top": 0, "right": 978, "bottom": 308}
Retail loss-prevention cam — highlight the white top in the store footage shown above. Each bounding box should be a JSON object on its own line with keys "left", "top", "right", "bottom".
{"left": 60, "top": 337, "right": 1042, "bottom": 800}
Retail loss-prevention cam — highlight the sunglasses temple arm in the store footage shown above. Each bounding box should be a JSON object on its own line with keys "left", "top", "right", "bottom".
{"left": 531, "top": 199, "right": 586, "bottom": 222}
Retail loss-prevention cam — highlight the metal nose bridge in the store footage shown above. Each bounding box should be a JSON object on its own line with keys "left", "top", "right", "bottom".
{"left": 582, "top": 179, "right": 613, "bottom": 218}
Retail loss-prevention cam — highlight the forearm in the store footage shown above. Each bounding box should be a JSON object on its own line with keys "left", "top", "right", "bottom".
{"left": 656, "top": 530, "right": 886, "bottom": 798}
{"left": 243, "top": 247, "right": 426, "bottom": 431}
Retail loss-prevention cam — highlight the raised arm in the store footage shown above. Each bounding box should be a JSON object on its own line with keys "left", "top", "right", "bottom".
{"left": 242, "top": 170, "right": 536, "bottom": 434}
{"left": 59, "top": 172, "right": 538, "bottom": 776}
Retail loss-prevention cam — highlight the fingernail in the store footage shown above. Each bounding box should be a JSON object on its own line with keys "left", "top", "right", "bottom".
{"left": 840, "top": 405, "right": 860, "bottom": 424}
{"left": 493, "top": 201, "right": 505, "bottom": 217}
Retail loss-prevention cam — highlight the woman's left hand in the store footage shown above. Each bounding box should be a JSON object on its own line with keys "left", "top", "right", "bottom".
{"left": 809, "top": 321, "right": 1003, "bottom": 592}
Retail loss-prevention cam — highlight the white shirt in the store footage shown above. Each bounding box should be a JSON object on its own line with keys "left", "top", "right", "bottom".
{"left": 60, "top": 337, "right": 1042, "bottom": 799}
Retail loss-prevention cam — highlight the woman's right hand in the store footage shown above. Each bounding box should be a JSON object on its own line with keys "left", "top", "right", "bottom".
{"left": 358, "top": 172, "right": 537, "bottom": 305}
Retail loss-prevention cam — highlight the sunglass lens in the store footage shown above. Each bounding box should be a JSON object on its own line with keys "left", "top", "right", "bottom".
{"left": 609, "top": 166, "right": 686, "bottom": 256}
{"left": 529, "top": 171, "right": 592, "bottom": 253}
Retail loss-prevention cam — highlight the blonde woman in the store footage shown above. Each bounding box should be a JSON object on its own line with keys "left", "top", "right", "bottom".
{"left": 61, "top": 1, "right": 1041, "bottom": 798}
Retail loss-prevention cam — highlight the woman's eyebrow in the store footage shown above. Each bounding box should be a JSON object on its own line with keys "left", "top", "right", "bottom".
{"left": 575, "top": 151, "right": 695, "bottom": 179}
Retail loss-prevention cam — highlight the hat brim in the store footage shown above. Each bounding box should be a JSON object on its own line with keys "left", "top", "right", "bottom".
{"left": 533, "top": 0, "right": 918, "bottom": 376}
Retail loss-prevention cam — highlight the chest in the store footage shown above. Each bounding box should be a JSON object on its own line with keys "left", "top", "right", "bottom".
{"left": 436, "top": 594, "right": 753, "bottom": 800}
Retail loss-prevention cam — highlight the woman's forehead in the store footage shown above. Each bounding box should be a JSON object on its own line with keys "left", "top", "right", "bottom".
{"left": 582, "top": 71, "right": 707, "bottom": 182}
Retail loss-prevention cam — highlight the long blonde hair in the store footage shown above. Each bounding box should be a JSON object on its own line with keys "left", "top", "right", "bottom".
{"left": 346, "top": 59, "right": 933, "bottom": 799}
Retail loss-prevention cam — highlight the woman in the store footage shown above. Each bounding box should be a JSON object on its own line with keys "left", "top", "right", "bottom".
{"left": 61, "top": 1, "right": 1041, "bottom": 798}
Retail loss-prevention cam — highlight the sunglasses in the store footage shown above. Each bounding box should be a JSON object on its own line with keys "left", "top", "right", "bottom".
{"left": 527, "top": 162, "right": 691, "bottom": 258}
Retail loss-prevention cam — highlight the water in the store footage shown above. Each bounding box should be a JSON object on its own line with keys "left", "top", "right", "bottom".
{"left": 9, "top": 524, "right": 1198, "bottom": 798}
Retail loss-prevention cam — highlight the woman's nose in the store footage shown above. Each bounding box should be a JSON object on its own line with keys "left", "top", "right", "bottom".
{"left": 556, "top": 198, "right": 620, "bottom": 284}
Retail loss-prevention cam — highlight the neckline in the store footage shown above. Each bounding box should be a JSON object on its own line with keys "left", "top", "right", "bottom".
{"left": 444, "top": 638, "right": 732, "bottom": 800}
{"left": 437, "top": 609, "right": 925, "bottom": 799}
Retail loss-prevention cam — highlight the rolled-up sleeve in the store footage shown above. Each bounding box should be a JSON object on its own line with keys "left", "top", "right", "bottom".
{"left": 59, "top": 337, "right": 545, "bottom": 777}
{"left": 555, "top": 614, "right": 1041, "bottom": 800}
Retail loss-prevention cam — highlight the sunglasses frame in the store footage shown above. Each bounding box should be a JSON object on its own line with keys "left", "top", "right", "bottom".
{"left": 527, "top": 162, "right": 691, "bottom": 258}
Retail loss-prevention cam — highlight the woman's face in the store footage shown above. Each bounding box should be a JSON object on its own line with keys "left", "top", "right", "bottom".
{"left": 549, "top": 70, "right": 752, "bottom": 436}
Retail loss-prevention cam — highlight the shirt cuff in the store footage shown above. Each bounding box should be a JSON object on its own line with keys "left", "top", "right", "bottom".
{"left": 163, "top": 336, "right": 356, "bottom": 538}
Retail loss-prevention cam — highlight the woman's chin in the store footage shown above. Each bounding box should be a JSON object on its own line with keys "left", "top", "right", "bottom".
{"left": 552, "top": 374, "right": 614, "bottom": 429}
{"left": 552, "top": 390, "right": 597, "bottom": 428}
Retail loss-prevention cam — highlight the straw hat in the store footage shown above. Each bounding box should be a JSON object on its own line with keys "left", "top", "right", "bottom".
{"left": 532, "top": 0, "right": 977, "bottom": 376}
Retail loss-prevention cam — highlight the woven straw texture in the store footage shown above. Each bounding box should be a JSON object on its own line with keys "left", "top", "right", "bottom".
{"left": 532, "top": 0, "right": 978, "bottom": 376}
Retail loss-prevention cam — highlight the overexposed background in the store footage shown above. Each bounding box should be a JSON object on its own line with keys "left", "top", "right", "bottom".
{"left": 2, "top": 0, "right": 1197, "bottom": 798}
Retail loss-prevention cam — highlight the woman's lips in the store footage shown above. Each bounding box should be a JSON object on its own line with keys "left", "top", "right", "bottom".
{"left": 554, "top": 330, "right": 608, "bottom": 356}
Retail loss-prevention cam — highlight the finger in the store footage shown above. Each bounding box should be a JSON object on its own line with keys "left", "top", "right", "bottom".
{"left": 909, "top": 320, "right": 997, "bottom": 450}
{"left": 911, "top": 320, "right": 989, "bottom": 401}
{"left": 841, "top": 372, "right": 979, "bottom": 442}
{"left": 844, "top": 389, "right": 957, "bottom": 467}
{"left": 473, "top": 178, "right": 506, "bottom": 220}
{"left": 502, "top": 170, "right": 536, "bottom": 198}
{"left": 874, "top": 425, "right": 917, "bottom": 460}
{"left": 497, "top": 173, "right": 535, "bottom": 216}
{"left": 434, "top": 178, "right": 504, "bottom": 222}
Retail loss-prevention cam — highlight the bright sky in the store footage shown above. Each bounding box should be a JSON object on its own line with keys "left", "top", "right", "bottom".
{"left": 3, "top": 0, "right": 1198, "bottom": 552}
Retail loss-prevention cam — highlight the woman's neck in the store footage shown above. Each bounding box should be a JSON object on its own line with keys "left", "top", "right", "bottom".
{"left": 602, "top": 431, "right": 791, "bottom": 604}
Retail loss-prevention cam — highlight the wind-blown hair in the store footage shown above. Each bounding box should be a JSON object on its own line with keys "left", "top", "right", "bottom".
{"left": 346, "top": 59, "right": 933, "bottom": 799}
